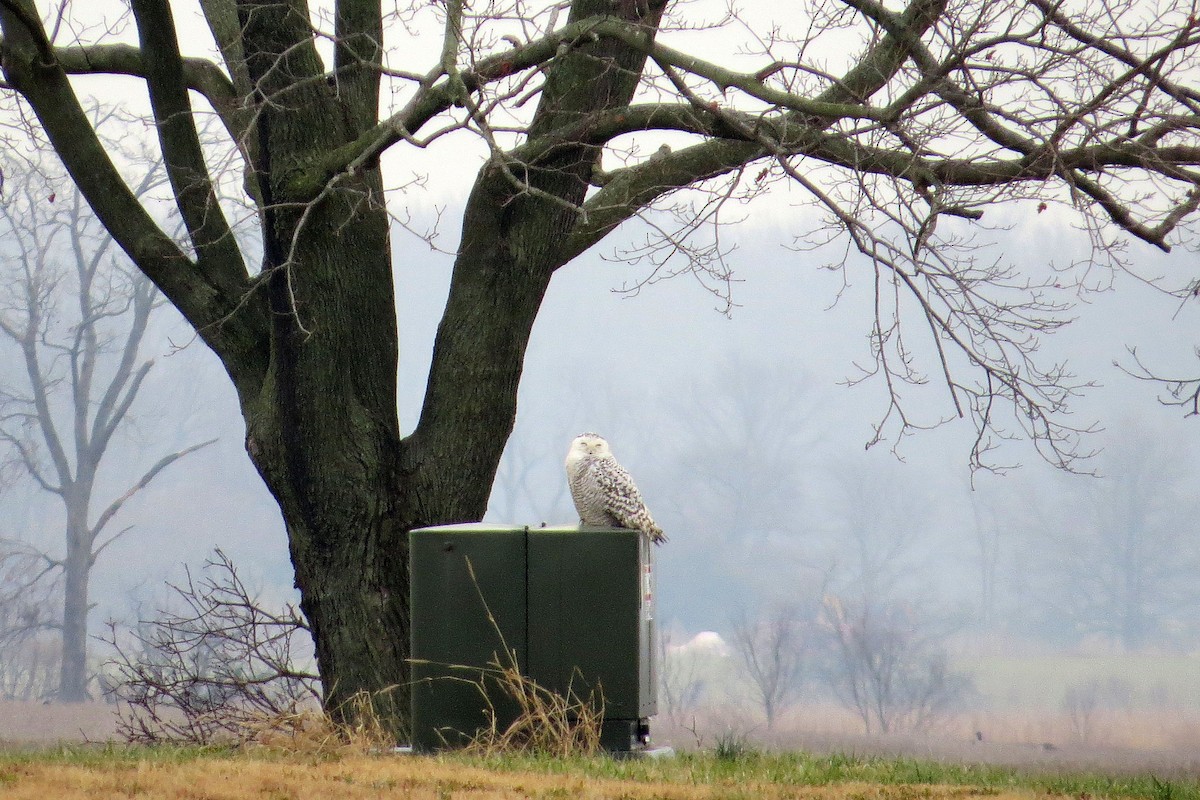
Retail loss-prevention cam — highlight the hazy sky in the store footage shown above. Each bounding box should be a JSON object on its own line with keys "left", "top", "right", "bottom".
{"left": 2, "top": 0, "right": 1198, "bottom": 643}
{"left": 26, "top": 198, "right": 1187, "bottom": 637}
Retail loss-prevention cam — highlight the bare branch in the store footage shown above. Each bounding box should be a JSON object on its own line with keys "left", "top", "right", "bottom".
{"left": 563, "top": 0, "right": 952, "bottom": 260}
{"left": 199, "top": 0, "right": 253, "bottom": 100}
{"left": 102, "top": 550, "right": 319, "bottom": 744}
{"left": 1119, "top": 346, "right": 1200, "bottom": 417}
{"left": 51, "top": 44, "right": 244, "bottom": 141}
{"left": 130, "top": 0, "right": 246, "bottom": 276}
{"left": 88, "top": 438, "right": 217, "bottom": 545}
{"left": 0, "top": 2, "right": 268, "bottom": 386}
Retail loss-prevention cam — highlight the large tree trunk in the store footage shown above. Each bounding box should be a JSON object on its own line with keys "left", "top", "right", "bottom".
{"left": 225, "top": 0, "right": 410, "bottom": 731}
{"left": 222, "top": 0, "right": 668, "bottom": 739}
{"left": 1, "top": 0, "right": 663, "bottom": 739}
{"left": 238, "top": 150, "right": 413, "bottom": 731}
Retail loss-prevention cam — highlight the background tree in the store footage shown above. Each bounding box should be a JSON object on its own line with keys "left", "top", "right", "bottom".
{"left": 819, "top": 457, "right": 934, "bottom": 607}
{"left": 965, "top": 475, "right": 1007, "bottom": 631}
{"left": 0, "top": 544, "right": 59, "bottom": 700}
{"left": 656, "top": 629, "right": 705, "bottom": 729}
{"left": 657, "top": 358, "right": 822, "bottom": 625}
{"left": 0, "top": 135, "right": 212, "bottom": 701}
{"left": 1026, "top": 422, "right": 1200, "bottom": 649}
{"left": 728, "top": 600, "right": 814, "bottom": 730}
{"left": 3, "top": 0, "right": 1200, "bottom": 735}
{"left": 487, "top": 406, "right": 575, "bottom": 525}
{"left": 821, "top": 596, "right": 973, "bottom": 734}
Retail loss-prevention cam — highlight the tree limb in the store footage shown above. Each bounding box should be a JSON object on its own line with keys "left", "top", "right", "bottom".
{"left": 0, "top": 431, "right": 61, "bottom": 495}
{"left": 199, "top": 0, "right": 253, "bottom": 101}
{"left": 19, "top": 324, "right": 74, "bottom": 492}
{"left": 51, "top": 43, "right": 246, "bottom": 143}
{"left": 131, "top": 0, "right": 247, "bottom": 275}
{"left": 88, "top": 438, "right": 218, "bottom": 545}
{"left": 284, "top": 14, "right": 612, "bottom": 197}
{"left": 560, "top": 0, "right": 950, "bottom": 261}
{"left": 0, "top": 0, "right": 269, "bottom": 397}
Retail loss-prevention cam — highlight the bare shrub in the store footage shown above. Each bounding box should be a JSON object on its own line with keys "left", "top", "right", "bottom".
{"left": 0, "top": 545, "right": 61, "bottom": 701}
{"left": 822, "top": 597, "right": 975, "bottom": 734}
{"left": 101, "top": 549, "right": 321, "bottom": 745}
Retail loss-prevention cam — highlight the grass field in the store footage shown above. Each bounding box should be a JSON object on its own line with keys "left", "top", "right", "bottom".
{"left": 2, "top": 645, "right": 1198, "bottom": 798}
{"left": 0, "top": 745, "right": 1198, "bottom": 800}
{"left": 957, "top": 653, "right": 1200, "bottom": 711}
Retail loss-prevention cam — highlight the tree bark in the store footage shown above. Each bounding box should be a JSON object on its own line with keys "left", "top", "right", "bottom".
{"left": 1, "top": 0, "right": 964, "bottom": 740}
{"left": 224, "top": 0, "right": 670, "bottom": 736}
{"left": 217, "top": 0, "right": 409, "bottom": 731}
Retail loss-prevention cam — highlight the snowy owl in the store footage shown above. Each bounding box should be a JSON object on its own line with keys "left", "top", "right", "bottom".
{"left": 564, "top": 433, "right": 667, "bottom": 544}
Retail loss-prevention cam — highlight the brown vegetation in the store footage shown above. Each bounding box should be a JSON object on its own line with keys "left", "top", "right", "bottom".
{"left": 461, "top": 658, "right": 605, "bottom": 758}
{"left": 0, "top": 701, "right": 117, "bottom": 744}
{"left": 0, "top": 753, "right": 1046, "bottom": 800}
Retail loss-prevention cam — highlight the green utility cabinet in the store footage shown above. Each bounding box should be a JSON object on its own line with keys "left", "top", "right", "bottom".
{"left": 410, "top": 524, "right": 657, "bottom": 753}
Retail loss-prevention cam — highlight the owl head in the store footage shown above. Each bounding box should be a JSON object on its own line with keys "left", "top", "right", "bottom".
{"left": 567, "top": 432, "right": 611, "bottom": 460}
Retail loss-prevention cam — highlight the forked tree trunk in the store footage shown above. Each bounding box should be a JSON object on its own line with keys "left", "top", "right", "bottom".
{"left": 225, "top": 0, "right": 666, "bottom": 738}
{"left": 1, "top": 0, "right": 663, "bottom": 739}
{"left": 238, "top": 170, "right": 414, "bottom": 730}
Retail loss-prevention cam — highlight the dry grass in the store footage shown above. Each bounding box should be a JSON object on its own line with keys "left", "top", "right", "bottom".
{"left": 958, "top": 708, "right": 1200, "bottom": 752}
{"left": 653, "top": 704, "right": 1200, "bottom": 778}
{"left": 0, "top": 753, "right": 1051, "bottom": 800}
{"left": 239, "top": 692, "right": 397, "bottom": 756}
{"left": 459, "top": 656, "right": 605, "bottom": 758}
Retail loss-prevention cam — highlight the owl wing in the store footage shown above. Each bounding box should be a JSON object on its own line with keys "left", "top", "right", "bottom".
{"left": 590, "top": 457, "right": 666, "bottom": 543}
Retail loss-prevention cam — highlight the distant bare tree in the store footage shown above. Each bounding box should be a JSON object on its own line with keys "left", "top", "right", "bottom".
{"left": 822, "top": 597, "right": 973, "bottom": 734}
{"left": 666, "top": 357, "right": 821, "bottom": 542}
{"left": 103, "top": 549, "right": 320, "bottom": 745}
{"left": 0, "top": 131, "right": 214, "bottom": 701}
{"left": 488, "top": 427, "right": 571, "bottom": 524}
{"left": 1062, "top": 680, "right": 1101, "bottom": 744}
{"left": 656, "top": 358, "right": 824, "bottom": 621}
{"left": 728, "top": 601, "right": 813, "bottom": 730}
{"left": 0, "top": 544, "right": 59, "bottom": 699}
{"left": 821, "top": 458, "right": 933, "bottom": 605}
{"left": 965, "top": 476, "right": 1007, "bottom": 630}
{"left": 657, "top": 630, "right": 705, "bottom": 728}
{"left": 1029, "top": 421, "right": 1200, "bottom": 649}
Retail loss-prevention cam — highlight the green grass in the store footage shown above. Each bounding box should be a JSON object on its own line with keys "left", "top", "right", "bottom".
{"left": 1, "top": 743, "right": 1197, "bottom": 800}
{"left": 456, "top": 748, "right": 1200, "bottom": 800}
{"left": 0, "top": 741, "right": 235, "bottom": 768}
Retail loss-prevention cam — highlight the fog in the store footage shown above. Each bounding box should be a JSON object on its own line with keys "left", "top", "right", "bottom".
{"left": 2, "top": 178, "right": 1197, "bottom": 749}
